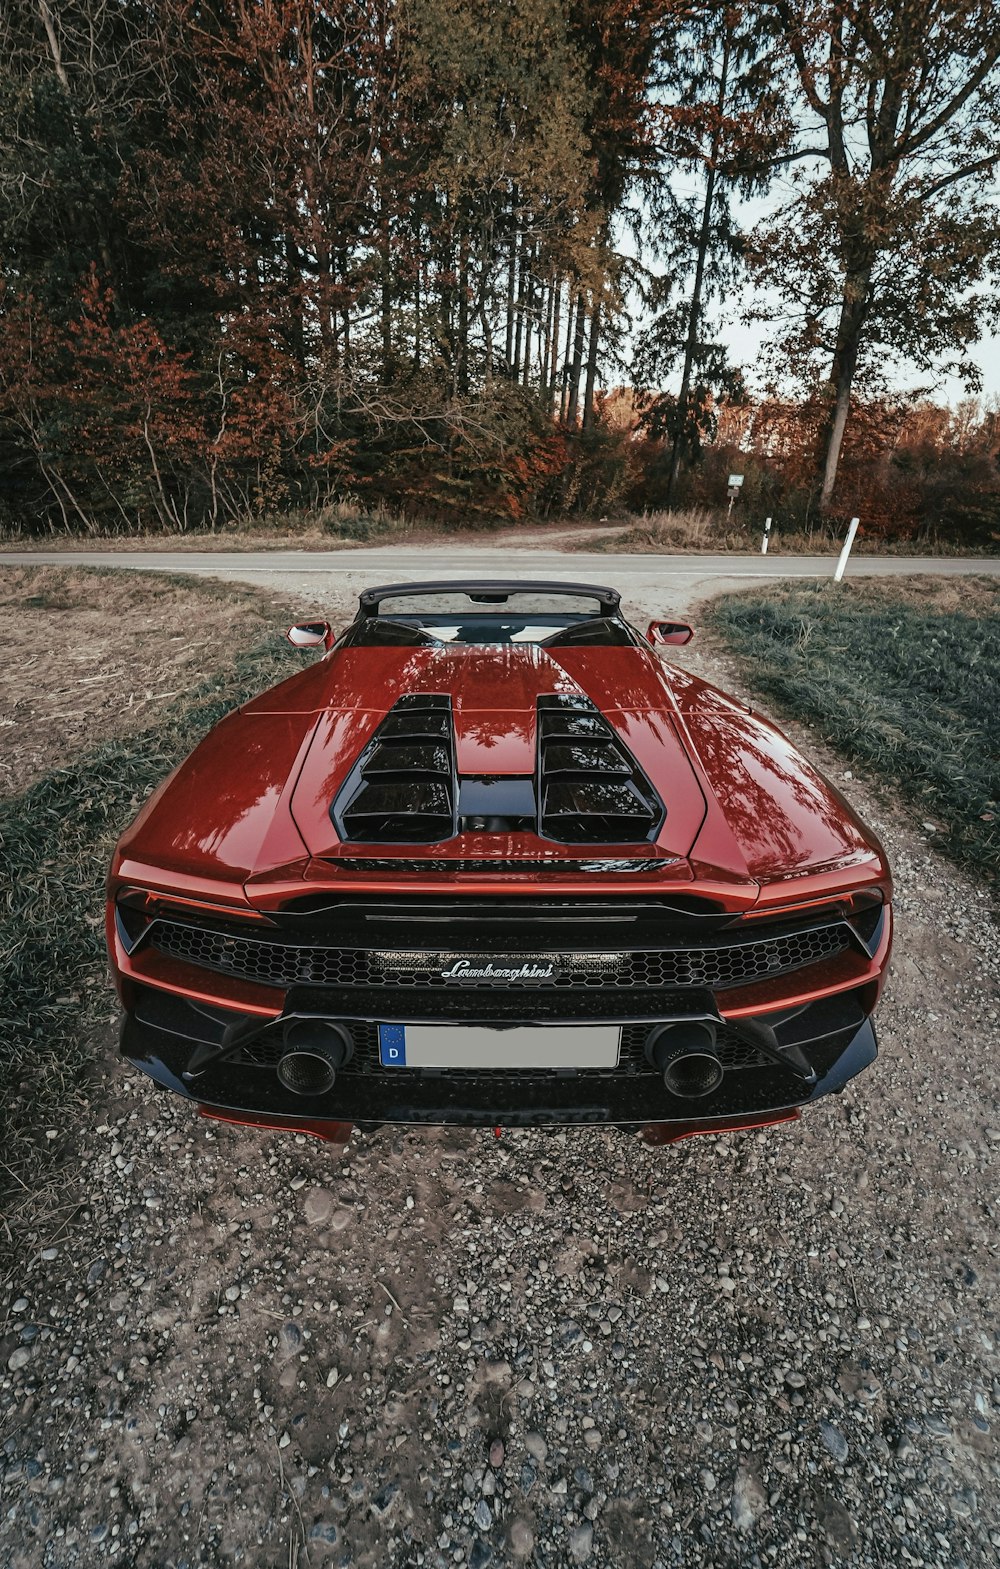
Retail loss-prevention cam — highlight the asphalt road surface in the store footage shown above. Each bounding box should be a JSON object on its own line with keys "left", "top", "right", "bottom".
{"left": 2, "top": 546, "right": 998, "bottom": 616}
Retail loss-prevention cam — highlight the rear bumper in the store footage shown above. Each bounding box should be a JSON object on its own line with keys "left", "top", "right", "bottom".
{"left": 119, "top": 984, "right": 877, "bottom": 1130}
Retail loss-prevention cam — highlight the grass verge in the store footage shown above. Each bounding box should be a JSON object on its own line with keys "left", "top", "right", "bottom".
{"left": 0, "top": 627, "right": 304, "bottom": 1220}
{"left": 581, "top": 509, "right": 988, "bottom": 556}
{"left": 5, "top": 504, "right": 994, "bottom": 555}
{"left": 705, "top": 576, "right": 1000, "bottom": 878}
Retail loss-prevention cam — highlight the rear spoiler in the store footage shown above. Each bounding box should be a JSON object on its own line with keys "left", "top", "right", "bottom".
{"left": 357, "top": 579, "right": 621, "bottom": 616}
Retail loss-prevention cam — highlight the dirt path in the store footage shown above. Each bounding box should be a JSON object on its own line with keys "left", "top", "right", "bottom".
{"left": 0, "top": 522, "right": 627, "bottom": 557}
{"left": 1, "top": 584, "right": 999, "bottom": 1569}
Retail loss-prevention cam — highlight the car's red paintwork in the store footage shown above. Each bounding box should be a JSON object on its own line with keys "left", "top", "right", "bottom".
{"left": 108, "top": 636, "right": 891, "bottom": 1037}
{"left": 111, "top": 639, "right": 887, "bottom": 887}
{"left": 107, "top": 576, "right": 892, "bottom": 1144}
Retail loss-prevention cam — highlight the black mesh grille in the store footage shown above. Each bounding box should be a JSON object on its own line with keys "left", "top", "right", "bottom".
{"left": 537, "top": 696, "right": 662, "bottom": 843}
{"left": 150, "top": 919, "right": 850, "bottom": 992}
{"left": 334, "top": 695, "right": 457, "bottom": 843}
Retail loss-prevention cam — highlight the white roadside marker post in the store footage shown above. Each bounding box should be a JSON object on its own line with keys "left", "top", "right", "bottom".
{"left": 761, "top": 516, "right": 772, "bottom": 554}
{"left": 834, "top": 516, "right": 860, "bottom": 583}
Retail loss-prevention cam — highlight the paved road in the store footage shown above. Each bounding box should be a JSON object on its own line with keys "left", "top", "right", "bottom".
{"left": 3, "top": 546, "right": 998, "bottom": 616}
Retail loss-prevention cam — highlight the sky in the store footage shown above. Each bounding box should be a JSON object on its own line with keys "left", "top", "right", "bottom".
{"left": 639, "top": 173, "right": 1000, "bottom": 410}
{"left": 720, "top": 312, "right": 1000, "bottom": 406}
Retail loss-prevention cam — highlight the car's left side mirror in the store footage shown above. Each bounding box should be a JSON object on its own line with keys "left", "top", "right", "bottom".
{"left": 646, "top": 620, "right": 693, "bottom": 647}
{"left": 287, "top": 621, "right": 334, "bottom": 650}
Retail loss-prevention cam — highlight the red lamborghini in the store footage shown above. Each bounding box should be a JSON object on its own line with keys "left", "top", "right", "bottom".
{"left": 106, "top": 581, "right": 892, "bottom": 1145}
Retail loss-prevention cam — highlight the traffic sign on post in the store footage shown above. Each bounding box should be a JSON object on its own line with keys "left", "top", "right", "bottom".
{"left": 726, "top": 474, "right": 744, "bottom": 520}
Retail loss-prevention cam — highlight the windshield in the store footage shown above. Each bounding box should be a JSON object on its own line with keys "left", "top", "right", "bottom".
{"left": 344, "top": 586, "right": 639, "bottom": 648}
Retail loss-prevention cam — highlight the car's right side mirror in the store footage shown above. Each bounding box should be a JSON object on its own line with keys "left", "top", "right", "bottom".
{"left": 646, "top": 620, "right": 694, "bottom": 647}
{"left": 286, "top": 621, "right": 334, "bottom": 650}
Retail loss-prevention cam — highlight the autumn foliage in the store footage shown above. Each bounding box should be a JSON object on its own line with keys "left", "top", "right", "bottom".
{"left": 0, "top": 0, "right": 670, "bottom": 532}
{"left": 1, "top": 1, "right": 998, "bottom": 539}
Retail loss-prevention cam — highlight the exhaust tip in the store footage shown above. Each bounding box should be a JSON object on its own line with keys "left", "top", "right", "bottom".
{"left": 663, "top": 1051, "right": 724, "bottom": 1099}
{"left": 277, "top": 1021, "right": 353, "bottom": 1097}
{"left": 646, "top": 1021, "right": 723, "bottom": 1100}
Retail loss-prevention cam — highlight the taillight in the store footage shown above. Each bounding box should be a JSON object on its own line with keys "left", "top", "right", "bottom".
{"left": 846, "top": 891, "right": 886, "bottom": 949}
{"left": 113, "top": 886, "right": 272, "bottom": 950}
{"left": 115, "top": 890, "right": 154, "bottom": 947}
{"left": 745, "top": 887, "right": 885, "bottom": 925}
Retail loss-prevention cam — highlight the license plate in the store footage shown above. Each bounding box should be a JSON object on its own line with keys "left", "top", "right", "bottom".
{"left": 377, "top": 1023, "right": 621, "bottom": 1070}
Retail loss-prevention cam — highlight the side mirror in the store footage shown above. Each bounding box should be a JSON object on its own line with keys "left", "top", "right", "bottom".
{"left": 647, "top": 620, "right": 693, "bottom": 647}
{"left": 286, "top": 621, "right": 334, "bottom": 650}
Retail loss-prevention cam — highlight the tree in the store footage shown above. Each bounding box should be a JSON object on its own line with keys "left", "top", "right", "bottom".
{"left": 633, "top": 2, "right": 787, "bottom": 501}
{"left": 753, "top": 0, "right": 1000, "bottom": 509}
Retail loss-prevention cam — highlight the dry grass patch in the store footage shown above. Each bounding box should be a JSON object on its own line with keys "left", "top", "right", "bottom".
{"left": 0, "top": 567, "right": 353, "bottom": 1244}
{"left": 0, "top": 565, "right": 345, "bottom": 797}
{"left": 582, "top": 509, "right": 984, "bottom": 556}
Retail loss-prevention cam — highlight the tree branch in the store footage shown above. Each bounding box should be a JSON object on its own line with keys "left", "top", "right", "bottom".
{"left": 918, "top": 151, "right": 1000, "bottom": 201}
{"left": 37, "top": 0, "right": 70, "bottom": 93}
{"left": 896, "top": 44, "right": 1000, "bottom": 159}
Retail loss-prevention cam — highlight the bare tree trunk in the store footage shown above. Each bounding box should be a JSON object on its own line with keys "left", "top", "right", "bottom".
{"left": 458, "top": 222, "right": 470, "bottom": 395}
{"left": 665, "top": 26, "right": 731, "bottom": 505}
{"left": 522, "top": 247, "right": 534, "bottom": 388}
{"left": 582, "top": 302, "right": 601, "bottom": 431}
{"left": 567, "top": 291, "right": 586, "bottom": 426}
{"left": 560, "top": 292, "right": 577, "bottom": 421}
{"left": 549, "top": 277, "right": 562, "bottom": 414}
{"left": 540, "top": 272, "right": 554, "bottom": 404}
{"left": 512, "top": 236, "right": 526, "bottom": 379}
{"left": 285, "top": 237, "right": 306, "bottom": 366}
{"left": 380, "top": 201, "right": 392, "bottom": 380}
{"left": 505, "top": 191, "right": 518, "bottom": 373}
{"left": 340, "top": 244, "right": 351, "bottom": 372}
{"left": 38, "top": 0, "right": 70, "bottom": 91}
{"left": 819, "top": 263, "right": 872, "bottom": 507}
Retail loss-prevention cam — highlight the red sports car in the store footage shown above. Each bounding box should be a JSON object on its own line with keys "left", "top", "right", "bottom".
{"left": 106, "top": 580, "right": 892, "bottom": 1146}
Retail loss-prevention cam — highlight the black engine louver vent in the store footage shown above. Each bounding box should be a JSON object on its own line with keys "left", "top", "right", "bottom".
{"left": 537, "top": 695, "right": 663, "bottom": 844}
{"left": 333, "top": 695, "right": 457, "bottom": 843}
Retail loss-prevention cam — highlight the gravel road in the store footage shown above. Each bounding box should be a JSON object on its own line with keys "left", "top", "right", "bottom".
{"left": 2, "top": 647, "right": 999, "bottom": 1569}
{"left": 2, "top": 544, "right": 1000, "bottom": 623}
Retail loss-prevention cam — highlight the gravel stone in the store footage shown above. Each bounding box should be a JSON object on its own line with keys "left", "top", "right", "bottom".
{"left": 731, "top": 1467, "right": 767, "bottom": 1531}
{"left": 370, "top": 1482, "right": 399, "bottom": 1521}
{"left": 278, "top": 1322, "right": 303, "bottom": 1358}
{"left": 524, "top": 1432, "right": 547, "bottom": 1463}
{"left": 309, "top": 1522, "right": 339, "bottom": 1544}
{"left": 304, "top": 1187, "right": 334, "bottom": 1225}
{"left": 819, "top": 1421, "right": 849, "bottom": 1464}
{"left": 569, "top": 1522, "right": 594, "bottom": 1561}
{"left": 509, "top": 1520, "right": 534, "bottom": 1558}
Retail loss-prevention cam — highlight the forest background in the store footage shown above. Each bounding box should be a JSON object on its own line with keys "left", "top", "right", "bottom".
{"left": 2, "top": 0, "right": 999, "bottom": 547}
